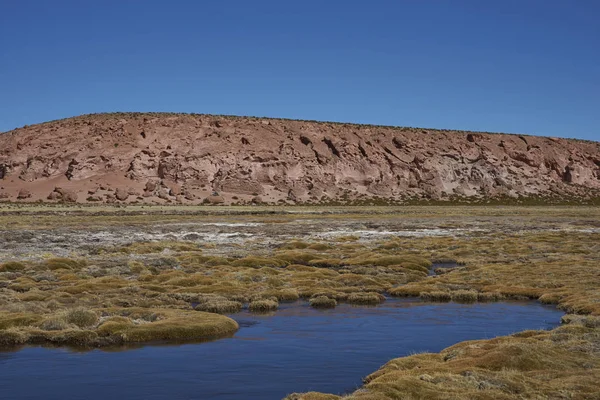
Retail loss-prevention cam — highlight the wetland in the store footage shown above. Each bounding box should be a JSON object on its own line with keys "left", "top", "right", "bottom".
{"left": 1, "top": 205, "right": 599, "bottom": 399}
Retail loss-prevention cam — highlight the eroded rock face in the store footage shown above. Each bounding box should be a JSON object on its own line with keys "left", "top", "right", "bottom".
{"left": 0, "top": 113, "right": 598, "bottom": 204}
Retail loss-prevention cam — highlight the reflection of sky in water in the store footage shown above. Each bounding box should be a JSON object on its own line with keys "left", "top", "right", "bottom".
{"left": 0, "top": 299, "right": 563, "bottom": 400}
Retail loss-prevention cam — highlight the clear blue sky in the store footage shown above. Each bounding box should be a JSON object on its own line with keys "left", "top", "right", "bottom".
{"left": 1, "top": 1, "right": 599, "bottom": 140}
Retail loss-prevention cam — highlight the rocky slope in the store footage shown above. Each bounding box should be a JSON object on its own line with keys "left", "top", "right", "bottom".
{"left": 0, "top": 113, "right": 599, "bottom": 204}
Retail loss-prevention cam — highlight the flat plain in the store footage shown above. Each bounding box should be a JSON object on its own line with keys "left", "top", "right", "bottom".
{"left": 1, "top": 204, "right": 599, "bottom": 399}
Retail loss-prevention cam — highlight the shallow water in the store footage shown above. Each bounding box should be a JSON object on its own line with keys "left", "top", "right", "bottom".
{"left": 0, "top": 299, "right": 562, "bottom": 400}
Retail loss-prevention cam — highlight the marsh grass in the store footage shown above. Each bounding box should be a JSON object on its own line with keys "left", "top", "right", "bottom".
{"left": 0, "top": 261, "right": 26, "bottom": 272}
{"left": 45, "top": 258, "right": 86, "bottom": 271}
{"left": 248, "top": 299, "right": 279, "bottom": 312}
{"left": 2, "top": 206, "right": 600, "bottom": 397}
{"left": 450, "top": 290, "right": 478, "bottom": 303}
{"left": 309, "top": 296, "right": 337, "bottom": 309}
{"left": 263, "top": 288, "right": 300, "bottom": 302}
{"left": 346, "top": 292, "right": 385, "bottom": 305}
{"left": 64, "top": 308, "right": 98, "bottom": 328}
{"left": 420, "top": 291, "right": 451, "bottom": 302}
{"left": 195, "top": 300, "right": 243, "bottom": 314}
{"left": 0, "top": 308, "right": 238, "bottom": 347}
{"left": 40, "top": 317, "right": 73, "bottom": 331}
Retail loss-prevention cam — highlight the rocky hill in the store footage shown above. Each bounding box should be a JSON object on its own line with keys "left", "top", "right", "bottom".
{"left": 0, "top": 113, "right": 599, "bottom": 205}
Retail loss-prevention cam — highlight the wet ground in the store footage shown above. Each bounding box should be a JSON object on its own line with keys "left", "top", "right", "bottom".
{"left": 0, "top": 299, "right": 563, "bottom": 400}
{"left": 1, "top": 207, "right": 599, "bottom": 262}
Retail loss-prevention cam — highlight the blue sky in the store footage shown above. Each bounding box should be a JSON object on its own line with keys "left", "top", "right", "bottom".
{"left": 1, "top": 1, "right": 599, "bottom": 140}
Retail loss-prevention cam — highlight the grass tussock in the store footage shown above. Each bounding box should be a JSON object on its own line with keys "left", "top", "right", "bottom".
{"left": 195, "top": 300, "right": 243, "bottom": 314}
{"left": 248, "top": 299, "right": 279, "bottom": 313}
{"left": 0, "top": 308, "right": 238, "bottom": 347}
{"left": 44, "top": 258, "right": 86, "bottom": 271}
{"left": 120, "top": 241, "right": 202, "bottom": 254}
{"left": 450, "top": 289, "right": 478, "bottom": 303}
{"left": 263, "top": 288, "right": 300, "bottom": 302}
{"left": 0, "top": 261, "right": 27, "bottom": 272}
{"left": 346, "top": 292, "right": 385, "bottom": 305}
{"left": 309, "top": 296, "right": 337, "bottom": 309}
{"left": 64, "top": 308, "right": 98, "bottom": 328}
{"left": 232, "top": 256, "right": 284, "bottom": 268}
{"left": 420, "top": 291, "right": 451, "bottom": 302}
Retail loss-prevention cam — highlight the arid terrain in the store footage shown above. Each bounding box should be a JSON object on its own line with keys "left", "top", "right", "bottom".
{"left": 1, "top": 205, "right": 599, "bottom": 399}
{"left": 1, "top": 113, "right": 599, "bottom": 205}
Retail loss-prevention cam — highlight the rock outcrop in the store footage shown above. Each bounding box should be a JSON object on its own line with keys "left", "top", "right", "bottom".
{"left": 0, "top": 112, "right": 598, "bottom": 204}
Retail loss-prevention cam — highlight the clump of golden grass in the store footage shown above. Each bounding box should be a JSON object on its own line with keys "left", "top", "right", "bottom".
{"left": 0, "top": 261, "right": 26, "bottom": 272}
{"left": 280, "top": 240, "right": 310, "bottom": 250}
{"left": 40, "top": 317, "right": 72, "bottom": 331}
{"left": 232, "top": 256, "right": 284, "bottom": 268}
{"left": 388, "top": 286, "right": 422, "bottom": 297}
{"left": 450, "top": 289, "right": 478, "bottom": 303}
{"left": 346, "top": 292, "right": 385, "bottom": 305}
{"left": 477, "top": 291, "right": 505, "bottom": 302}
{"left": 195, "top": 300, "right": 243, "bottom": 314}
{"left": 64, "top": 307, "right": 98, "bottom": 328}
{"left": 275, "top": 251, "right": 318, "bottom": 265}
{"left": 44, "top": 258, "right": 86, "bottom": 271}
{"left": 0, "top": 312, "right": 43, "bottom": 330}
{"left": 263, "top": 288, "right": 300, "bottom": 302}
{"left": 307, "top": 258, "right": 342, "bottom": 268}
{"left": 539, "top": 293, "right": 562, "bottom": 305}
{"left": 284, "top": 393, "right": 341, "bottom": 400}
{"left": 285, "top": 264, "right": 317, "bottom": 272}
{"left": 0, "top": 308, "right": 239, "bottom": 347}
{"left": 420, "top": 291, "right": 451, "bottom": 302}
{"left": 96, "top": 316, "right": 134, "bottom": 336}
{"left": 309, "top": 296, "right": 337, "bottom": 309}
{"left": 119, "top": 241, "right": 202, "bottom": 254}
{"left": 248, "top": 299, "right": 278, "bottom": 312}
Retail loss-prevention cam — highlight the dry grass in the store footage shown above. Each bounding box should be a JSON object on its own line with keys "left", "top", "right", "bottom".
{"left": 309, "top": 296, "right": 337, "bottom": 309}
{"left": 420, "top": 291, "right": 451, "bottom": 302}
{"left": 1, "top": 206, "right": 600, "bottom": 397}
{"left": 194, "top": 300, "right": 243, "bottom": 314}
{"left": 0, "top": 308, "right": 238, "bottom": 347}
{"left": 346, "top": 292, "right": 385, "bottom": 305}
{"left": 248, "top": 299, "right": 279, "bottom": 313}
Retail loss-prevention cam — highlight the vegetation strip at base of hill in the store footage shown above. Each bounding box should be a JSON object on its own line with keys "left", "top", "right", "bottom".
{"left": 0, "top": 206, "right": 599, "bottom": 398}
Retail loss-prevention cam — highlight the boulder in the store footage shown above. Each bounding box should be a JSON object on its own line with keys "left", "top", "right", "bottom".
{"left": 115, "top": 188, "right": 129, "bottom": 201}
{"left": 251, "top": 196, "right": 263, "bottom": 204}
{"left": 157, "top": 188, "right": 171, "bottom": 200}
{"left": 63, "top": 190, "right": 78, "bottom": 203}
{"left": 17, "top": 189, "right": 31, "bottom": 199}
{"left": 47, "top": 192, "right": 61, "bottom": 201}
{"left": 168, "top": 183, "right": 182, "bottom": 196}
{"left": 183, "top": 190, "right": 196, "bottom": 201}
{"left": 145, "top": 180, "right": 158, "bottom": 192}
{"left": 204, "top": 195, "right": 225, "bottom": 205}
